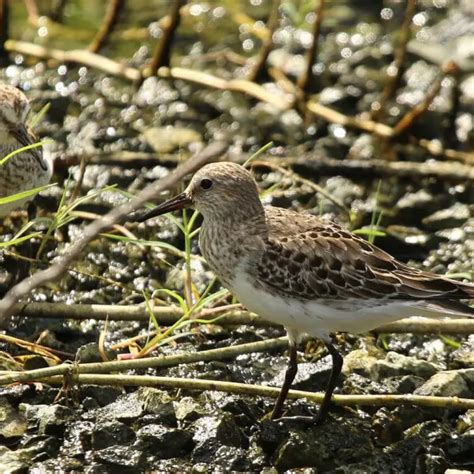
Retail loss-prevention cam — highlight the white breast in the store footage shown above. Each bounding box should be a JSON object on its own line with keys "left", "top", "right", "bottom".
{"left": 229, "top": 268, "right": 430, "bottom": 340}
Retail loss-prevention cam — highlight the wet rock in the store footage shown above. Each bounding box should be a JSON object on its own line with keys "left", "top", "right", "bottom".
{"left": 343, "top": 373, "right": 389, "bottom": 395}
{"left": 93, "top": 445, "right": 144, "bottom": 470}
{"left": 136, "top": 424, "right": 193, "bottom": 459}
{"left": 0, "top": 397, "right": 27, "bottom": 438}
{"left": 451, "top": 337, "right": 474, "bottom": 369}
{"left": 371, "top": 407, "right": 404, "bottom": 445}
{"left": 137, "top": 387, "right": 177, "bottom": 426}
{"left": 192, "top": 413, "right": 243, "bottom": 463}
{"left": 143, "top": 126, "right": 202, "bottom": 153}
{"left": 211, "top": 446, "right": 252, "bottom": 471}
{"left": 89, "top": 392, "right": 144, "bottom": 424}
{"left": 89, "top": 420, "right": 136, "bottom": 450}
{"left": 443, "top": 431, "right": 474, "bottom": 465}
{"left": 21, "top": 404, "right": 74, "bottom": 436}
{"left": 396, "top": 189, "right": 442, "bottom": 223}
{"left": 76, "top": 342, "right": 114, "bottom": 363}
{"left": 371, "top": 351, "right": 440, "bottom": 381}
{"left": 80, "top": 385, "right": 123, "bottom": 407}
{"left": 422, "top": 203, "right": 470, "bottom": 231}
{"left": 414, "top": 370, "right": 472, "bottom": 398}
{"left": 0, "top": 446, "right": 31, "bottom": 473}
{"left": 270, "top": 357, "right": 333, "bottom": 392}
{"left": 457, "top": 409, "right": 474, "bottom": 434}
{"left": 273, "top": 416, "right": 374, "bottom": 471}
{"left": 174, "top": 396, "right": 207, "bottom": 423}
{"left": 342, "top": 338, "right": 385, "bottom": 377}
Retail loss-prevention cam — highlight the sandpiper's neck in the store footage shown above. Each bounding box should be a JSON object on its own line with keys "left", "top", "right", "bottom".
{"left": 199, "top": 208, "right": 267, "bottom": 287}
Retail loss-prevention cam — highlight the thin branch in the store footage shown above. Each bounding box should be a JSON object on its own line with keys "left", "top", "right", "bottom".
{"left": 0, "top": 0, "right": 9, "bottom": 66}
{"left": 23, "top": 0, "right": 39, "bottom": 25}
{"left": 27, "top": 373, "right": 474, "bottom": 410}
{"left": 5, "top": 40, "right": 473, "bottom": 164}
{"left": 246, "top": 0, "right": 280, "bottom": 83}
{"left": 0, "top": 141, "right": 228, "bottom": 324}
{"left": 372, "top": 0, "right": 416, "bottom": 120}
{"left": 88, "top": 0, "right": 124, "bottom": 54}
{"left": 286, "top": 154, "right": 474, "bottom": 183}
{"left": 0, "top": 336, "right": 290, "bottom": 384}
{"left": 296, "top": 0, "right": 325, "bottom": 94}
{"left": 15, "top": 302, "right": 474, "bottom": 334}
{"left": 147, "top": 0, "right": 185, "bottom": 77}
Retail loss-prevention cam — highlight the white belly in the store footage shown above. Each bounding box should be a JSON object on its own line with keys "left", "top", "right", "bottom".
{"left": 229, "top": 270, "right": 427, "bottom": 340}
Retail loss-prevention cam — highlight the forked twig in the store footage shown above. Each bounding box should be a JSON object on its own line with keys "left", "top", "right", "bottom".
{"left": 88, "top": 0, "right": 125, "bottom": 53}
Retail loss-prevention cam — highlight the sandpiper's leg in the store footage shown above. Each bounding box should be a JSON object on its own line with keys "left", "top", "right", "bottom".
{"left": 313, "top": 341, "right": 343, "bottom": 424}
{"left": 271, "top": 340, "right": 298, "bottom": 420}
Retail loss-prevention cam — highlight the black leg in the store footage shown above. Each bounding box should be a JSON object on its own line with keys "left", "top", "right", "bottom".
{"left": 271, "top": 341, "right": 298, "bottom": 419}
{"left": 313, "top": 341, "right": 343, "bottom": 424}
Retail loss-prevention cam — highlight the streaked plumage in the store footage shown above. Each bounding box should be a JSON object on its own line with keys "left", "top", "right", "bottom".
{"left": 134, "top": 161, "right": 474, "bottom": 423}
{"left": 0, "top": 82, "right": 52, "bottom": 217}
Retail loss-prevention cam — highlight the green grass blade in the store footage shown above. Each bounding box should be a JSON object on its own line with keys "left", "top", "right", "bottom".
{"left": 0, "top": 183, "right": 56, "bottom": 206}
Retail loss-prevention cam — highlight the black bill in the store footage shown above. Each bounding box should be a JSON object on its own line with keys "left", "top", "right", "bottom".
{"left": 9, "top": 124, "right": 48, "bottom": 171}
{"left": 133, "top": 192, "right": 192, "bottom": 222}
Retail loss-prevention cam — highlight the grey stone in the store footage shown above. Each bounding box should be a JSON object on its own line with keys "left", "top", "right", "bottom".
{"left": 0, "top": 397, "right": 27, "bottom": 438}
{"left": 89, "top": 392, "right": 144, "bottom": 424}
{"left": 20, "top": 404, "right": 73, "bottom": 436}
{"left": 414, "top": 370, "right": 471, "bottom": 398}
{"left": 173, "top": 396, "right": 206, "bottom": 422}
{"left": 342, "top": 339, "right": 385, "bottom": 377}
{"left": 137, "top": 387, "right": 176, "bottom": 425}
{"left": 143, "top": 126, "right": 202, "bottom": 153}
{"left": 371, "top": 351, "right": 440, "bottom": 381}
{"left": 90, "top": 420, "right": 135, "bottom": 450}
{"left": 192, "top": 413, "right": 243, "bottom": 463}
{"left": 0, "top": 446, "right": 30, "bottom": 473}
{"left": 422, "top": 203, "right": 470, "bottom": 231}
{"left": 136, "top": 424, "right": 193, "bottom": 458}
{"left": 93, "top": 445, "right": 144, "bottom": 469}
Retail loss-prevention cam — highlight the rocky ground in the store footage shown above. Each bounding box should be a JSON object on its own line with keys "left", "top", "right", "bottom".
{"left": 1, "top": 0, "right": 474, "bottom": 472}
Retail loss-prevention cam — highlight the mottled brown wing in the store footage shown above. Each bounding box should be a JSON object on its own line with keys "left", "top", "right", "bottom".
{"left": 256, "top": 208, "right": 474, "bottom": 302}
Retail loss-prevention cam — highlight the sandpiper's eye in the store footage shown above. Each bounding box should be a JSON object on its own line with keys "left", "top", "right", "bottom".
{"left": 200, "top": 178, "right": 213, "bottom": 190}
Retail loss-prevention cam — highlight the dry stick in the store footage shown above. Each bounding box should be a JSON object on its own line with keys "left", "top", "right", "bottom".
{"left": 0, "top": 336, "right": 290, "bottom": 384}
{"left": 4, "top": 40, "right": 473, "bottom": 165}
{"left": 372, "top": 0, "right": 416, "bottom": 120}
{"left": 23, "top": 373, "right": 474, "bottom": 410}
{"left": 296, "top": 0, "right": 325, "bottom": 94}
{"left": 23, "top": 0, "right": 39, "bottom": 25}
{"left": 287, "top": 155, "right": 474, "bottom": 183}
{"left": 0, "top": 141, "right": 228, "bottom": 325}
{"left": 88, "top": 0, "right": 124, "bottom": 54}
{"left": 391, "top": 67, "right": 444, "bottom": 137}
{"left": 15, "top": 302, "right": 474, "bottom": 334}
{"left": 146, "top": 0, "right": 185, "bottom": 78}
{"left": 246, "top": 0, "right": 280, "bottom": 83}
{"left": 0, "top": 0, "right": 9, "bottom": 66}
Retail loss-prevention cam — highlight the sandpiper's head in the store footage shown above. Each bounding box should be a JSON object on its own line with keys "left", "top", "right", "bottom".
{"left": 0, "top": 83, "right": 30, "bottom": 139}
{"left": 136, "top": 162, "right": 263, "bottom": 222}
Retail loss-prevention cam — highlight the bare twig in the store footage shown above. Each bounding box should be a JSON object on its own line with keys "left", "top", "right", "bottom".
{"left": 391, "top": 67, "right": 445, "bottom": 137}
{"left": 372, "top": 0, "right": 416, "bottom": 120}
{"left": 22, "top": 373, "right": 474, "bottom": 411}
{"left": 246, "top": 0, "right": 280, "bottom": 82}
{"left": 23, "top": 0, "right": 39, "bottom": 24}
{"left": 147, "top": 0, "right": 185, "bottom": 78}
{"left": 5, "top": 40, "right": 473, "bottom": 164}
{"left": 0, "top": 0, "right": 9, "bottom": 66}
{"left": 0, "top": 336, "right": 290, "bottom": 384}
{"left": 296, "top": 0, "right": 325, "bottom": 94}
{"left": 88, "top": 0, "right": 124, "bottom": 54}
{"left": 287, "top": 154, "right": 474, "bottom": 182}
{"left": 0, "top": 141, "right": 228, "bottom": 325}
{"left": 15, "top": 302, "right": 474, "bottom": 334}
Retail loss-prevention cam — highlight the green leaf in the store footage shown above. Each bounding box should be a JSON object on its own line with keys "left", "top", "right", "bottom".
{"left": 0, "top": 183, "right": 56, "bottom": 205}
